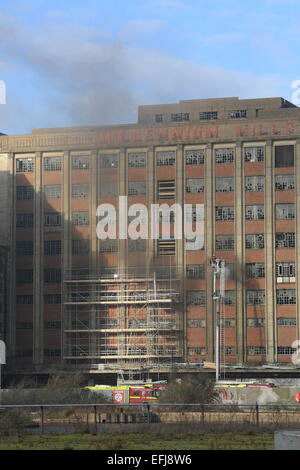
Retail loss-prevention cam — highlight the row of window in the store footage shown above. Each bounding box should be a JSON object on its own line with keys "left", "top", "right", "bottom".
{"left": 16, "top": 349, "right": 61, "bottom": 358}
{"left": 14, "top": 262, "right": 296, "bottom": 285}
{"left": 16, "top": 173, "right": 295, "bottom": 200}
{"left": 14, "top": 145, "right": 295, "bottom": 171}
{"left": 14, "top": 202, "right": 298, "bottom": 230}
{"left": 155, "top": 109, "right": 248, "bottom": 123}
{"left": 16, "top": 294, "right": 61, "bottom": 304}
{"left": 14, "top": 231, "right": 297, "bottom": 257}
{"left": 186, "top": 289, "right": 297, "bottom": 305}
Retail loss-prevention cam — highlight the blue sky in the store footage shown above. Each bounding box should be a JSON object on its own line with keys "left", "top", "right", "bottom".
{"left": 0, "top": 0, "right": 299, "bottom": 134}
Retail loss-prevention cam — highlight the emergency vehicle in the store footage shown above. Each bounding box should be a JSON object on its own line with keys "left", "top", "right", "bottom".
{"left": 86, "top": 382, "right": 166, "bottom": 404}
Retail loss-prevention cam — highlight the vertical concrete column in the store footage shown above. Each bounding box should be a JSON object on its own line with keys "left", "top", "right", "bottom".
{"left": 6, "top": 153, "right": 15, "bottom": 360}
{"left": 62, "top": 151, "right": 71, "bottom": 274}
{"left": 205, "top": 144, "right": 214, "bottom": 362}
{"left": 90, "top": 150, "right": 98, "bottom": 273}
{"left": 235, "top": 143, "right": 245, "bottom": 364}
{"left": 118, "top": 148, "right": 126, "bottom": 354}
{"left": 118, "top": 148, "right": 127, "bottom": 272}
{"left": 176, "top": 144, "right": 185, "bottom": 361}
{"left": 147, "top": 146, "right": 155, "bottom": 266}
{"left": 265, "top": 141, "right": 276, "bottom": 363}
{"left": 62, "top": 150, "right": 70, "bottom": 347}
{"left": 89, "top": 150, "right": 98, "bottom": 354}
{"left": 33, "top": 151, "right": 43, "bottom": 365}
{"left": 295, "top": 140, "right": 300, "bottom": 345}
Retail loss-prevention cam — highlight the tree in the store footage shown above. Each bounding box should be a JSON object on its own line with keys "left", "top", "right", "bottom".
{"left": 158, "top": 373, "right": 213, "bottom": 403}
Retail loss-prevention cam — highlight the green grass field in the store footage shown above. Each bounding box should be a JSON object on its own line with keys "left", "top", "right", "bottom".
{"left": 0, "top": 432, "right": 274, "bottom": 450}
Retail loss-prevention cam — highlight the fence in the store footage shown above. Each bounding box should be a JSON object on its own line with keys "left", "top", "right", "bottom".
{"left": 1, "top": 403, "right": 300, "bottom": 434}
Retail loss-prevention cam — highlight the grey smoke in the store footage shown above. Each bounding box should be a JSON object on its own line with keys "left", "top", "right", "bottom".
{"left": 0, "top": 12, "right": 284, "bottom": 134}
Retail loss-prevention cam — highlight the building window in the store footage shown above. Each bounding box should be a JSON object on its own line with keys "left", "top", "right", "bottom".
{"left": 186, "top": 178, "right": 204, "bottom": 194}
{"left": 128, "top": 152, "right": 147, "bottom": 168}
{"left": 99, "top": 181, "right": 118, "bottom": 197}
{"left": 16, "top": 158, "right": 34, "bottom": 173}
{"left": 44, "top": 156, "right": 62, "bottom": 171}
{"left": 44, "top": 184, "right": 61, "bottom": 200}
{"left": 215, "top": 148, "right": 235, "bottom": 164}
{"left": 199, "top": 111, "right": 218, "bottom": 120}
{"left": 187, "top": 319, "right": 206, "bottom": 328}
{"left": 158, "top": 238, "right": 175, "bottom": 256}
{"left": 247, "top": 346, "right": 266, "bottom": 355}
{"left": 224, "top": 346, "right": 236, "bottom": 355}
{"left": 44, "top": 240, "right": 61, "bottom": 255}
{"left": 44, "top": 213, "right": 61, "bottom": 228}
{"left": 16, "top": 349, "right": 33, "bottom": 358}
{"left": 275, "top": 174, "right": 295, "bottom": 191}
{"left": 218, "top": 264, "right": 236, "bottom": 280}
{"left": 44, "top": 294, "right": 61, "bottom": 304}
{"left": 188, "top": 347, "right": 206, "bottom": 356}
{"left": 185, "top": 149, "right": 204, "bottom": 165}
{"left": 216, "top": 235, "right": 234, "bottom": 251}
{"left": 218, "top": 290, "right": 236, "bottom": 305}
{"left": 128, "top": 239, "right": 146, "bottom": 252}
{"left": 246, "top": 290, "right": 265, "bottom": 305}
{"left": 276, "top": 204, "right": 295, "bottom": 220}
{"left": 186, "top": 264, "right": 205, "bottom": 280}
{"left": 215, "top": 206, "right": 234, "bottom": 221}
{"left": 72, "top": 239, "right": 89, "bottom": 254}
{"left": 157, "top": 180, "right": 175, "bottom": 199}
{"left": 187, "top": 290, "right": 206, "bottom": 306}
{"left": 16, "top": 269, "right": 33, "bottom": 283}
{"left": 185, "top": 235, "right": 204, "bottom": 251}
{"left": 228, "top": 109, "right": 247, "bottom": 119}
{"left": 245, "top": 176, "right": 264, "bottom": 192}
{"left": 275, "top": 232, "right": 295, "bottom": 249}
{"left": 72, "top": 211, "right": 89, "bottom": 226}
{"left": 44, "top": 321, "right": 61, "bottom": 329}
{"left": 16, "top": 241, "right": 33, "bottom": 256}
{"left": 245, "top": 205, "right": 264, "bottom": 221}
{"left": 16, "top": 185, "right": 34, "bottom": 200}
{"left": 156, "top": 151, "right": 176, "bottom": 166}
{"left": 72, "top": 183, "right": 89, "bottom": 199}
{"left": 247, "top": 318, "right": 265, "bottom": 327}
{"left": 100, "top": 239, "right": 118, "bottom": 253}
{"left": 246, "top": 263, "right": 265, "bottom": 278}
{"left": 277, "top": 318, "right": 296, "bottom": 326}
{"left": 16, "top": 322, "right": 33, "bottom": 329}
{"left": 277, "top": 346, "right": 297, "bottom": 355}
{"left": 16, "top": 295, "right": 33, "bottom": 305}
{"left": 155, "top": 114, "right": 163, "bottom": 122}
{"left": 215, "top": 177, "right": 234, "bottom": 192}
{"left": 275, "top": 145, "right": 294, "bottom": 168}
{"left": 16, "top": 213, "right": 34, "bottom": 228}
{"left": 276, "top": 289, "right": 296, "bottom": 305}
{"left": 100, "top": 154, "right": 118, "bottom": 169}
{"left": 44, "top": 268, "right": 61, "bottom": 283}
{"left": 44, "top": 349, "right": 61, "bottom": 357}
{"left": 244, "top": 146, "right": 264, "bottom": 162}
{"left": 128, "top": 181, "right": 146, "bottom": 196}
{"left": 171, "top": 113, "right": 189, "bottom": 121}
{"left": 71, "top": 155, "right": 90, "bottom": 170}
{"left": 221, "top": 318, "right": 236, "bottom": 328}
{"left": 186, "top": 206, "right": 204, "bottom": 222}
{"left": 276, "top": 262, "right": 295, "bottom": 278}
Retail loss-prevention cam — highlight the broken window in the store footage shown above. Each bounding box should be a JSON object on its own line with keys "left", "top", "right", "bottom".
{"left": 215, "top": 177, "right": 234, "bottom": 192}
{"left": 244, "top": 146, "right": 264, "bottom": 162}
{"left": 185, "top": 149, "right": 204, "bottom": 165}
{"left": 275, "top": 145, "right": 294, "bottom": 168}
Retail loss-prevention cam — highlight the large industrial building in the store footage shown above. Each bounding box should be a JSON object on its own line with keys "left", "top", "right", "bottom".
{"left": 1, "top": 96, "right": 300, "bottom": 383}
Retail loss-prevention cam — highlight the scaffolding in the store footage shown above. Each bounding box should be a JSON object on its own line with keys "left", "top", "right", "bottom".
{"left": 62, "top": 267, "right": 183, "bottom": 368}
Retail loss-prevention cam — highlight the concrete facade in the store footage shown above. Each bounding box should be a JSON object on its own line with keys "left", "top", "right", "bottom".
{"left": 1, "top": 96, "right": 300, "bottom": 378}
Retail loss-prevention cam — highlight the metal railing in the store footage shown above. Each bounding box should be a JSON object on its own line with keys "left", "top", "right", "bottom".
{"left": 1, "top": 403, "right": 300, "bottom": 434}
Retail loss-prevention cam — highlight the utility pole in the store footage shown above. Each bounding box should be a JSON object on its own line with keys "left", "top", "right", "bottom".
{"left": 210, "top": 257, "right": 223, "bottom": 383}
